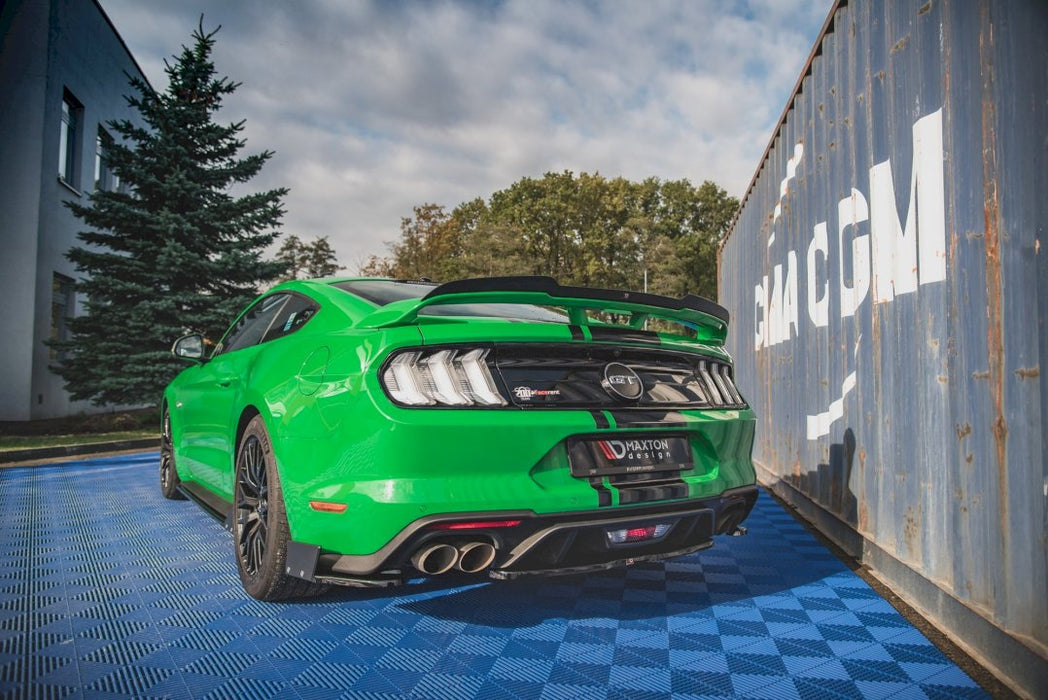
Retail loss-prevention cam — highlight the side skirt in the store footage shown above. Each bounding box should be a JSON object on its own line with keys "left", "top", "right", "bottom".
{"left": 177, "top": 484, "right": 403, "bottom": 589}
{"left": 178, "top": 482, "right": 234, "bottom": 532}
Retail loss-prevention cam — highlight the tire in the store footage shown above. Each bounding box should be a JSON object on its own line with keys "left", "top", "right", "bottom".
{"left": 160, "top": 406, "right": 185, "bottom": 500}
{"left": 233, "top": 414, "right": 326, "bottom": 601}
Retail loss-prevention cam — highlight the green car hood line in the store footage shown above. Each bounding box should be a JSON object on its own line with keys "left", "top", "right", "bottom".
{"left": 355, "top": 276, "right": 729, "bottom": 345}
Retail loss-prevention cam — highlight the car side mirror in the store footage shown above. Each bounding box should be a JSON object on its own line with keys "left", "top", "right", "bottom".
{"left": 172, "top": 334, "right": 205, "bottom": 362}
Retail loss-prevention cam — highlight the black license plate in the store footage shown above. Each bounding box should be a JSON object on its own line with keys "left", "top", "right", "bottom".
{"left": 568, "top": 434, "right": 693, "bottom": 478}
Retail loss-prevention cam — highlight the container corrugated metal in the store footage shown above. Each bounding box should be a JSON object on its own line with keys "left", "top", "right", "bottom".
{"left": 719, "top": 1, "right": 1047, "bottom": 695}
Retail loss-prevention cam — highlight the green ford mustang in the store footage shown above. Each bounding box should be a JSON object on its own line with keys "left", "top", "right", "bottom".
{"left": 162, "top": 276, "right": 757, "bottom": 600}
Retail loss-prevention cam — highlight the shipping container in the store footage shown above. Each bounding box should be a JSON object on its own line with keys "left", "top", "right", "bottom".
{"left": 718, "top": 1, "right": 1047, "bottom": 696}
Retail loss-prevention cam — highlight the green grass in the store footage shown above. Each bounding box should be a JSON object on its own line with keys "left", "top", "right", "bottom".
{"left": 0, "top": 430, "right": 156, "bottom": 452}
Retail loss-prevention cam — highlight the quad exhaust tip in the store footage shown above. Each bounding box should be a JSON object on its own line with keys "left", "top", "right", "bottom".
{"left": 411, "top": 541, "right": 497, "bottom": 575}
{"left": 456, "top": 542, "right": 496, "bottom": 573}
{"left": 411, "top": 543, "right": 458, "bottom": 575}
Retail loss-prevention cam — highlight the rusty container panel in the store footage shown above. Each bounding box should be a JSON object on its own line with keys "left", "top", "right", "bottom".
{"left": 719, "top": 0, "right": 1047, "bottom": 691}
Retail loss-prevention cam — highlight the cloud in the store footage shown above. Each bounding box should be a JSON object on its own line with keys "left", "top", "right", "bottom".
{"left": 99, "top": 0, "right": 829, "bottom": 271}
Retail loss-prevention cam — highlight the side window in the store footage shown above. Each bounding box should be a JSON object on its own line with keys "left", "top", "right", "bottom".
{"left": 215, "top": 294, "right": 289, "bottom": 356}
{"left": 262, "top": 293, "right": 319, "bottom": 344}
{"left": 94, "top": 127, "right": 119, "bottom": 192}
{"left": 59, "top": 90, "right": 83, "bottom": 187}
{"left": 50, "top": 273, "right": 76, "bottom": 363}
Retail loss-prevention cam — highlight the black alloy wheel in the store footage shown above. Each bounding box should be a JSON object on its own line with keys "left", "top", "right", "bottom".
{"left": 235, "top": 433, "right": 269, "bottom": 578}
{"left": 159, "top": 407, "right": 184, "bottom": 500}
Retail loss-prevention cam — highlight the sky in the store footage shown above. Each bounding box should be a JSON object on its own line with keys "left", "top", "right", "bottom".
{"left": 99, "top": 0, "right": 831, "bottom": 272}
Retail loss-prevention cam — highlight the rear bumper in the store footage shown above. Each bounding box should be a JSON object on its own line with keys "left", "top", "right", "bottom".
{"left": 279, "top": 406, "right": 757, "bottom": 556}
{"left": 286, "top": 485, "right": 759, "bottom": 587}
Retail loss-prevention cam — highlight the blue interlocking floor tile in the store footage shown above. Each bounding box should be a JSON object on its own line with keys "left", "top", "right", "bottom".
{"left": 0, "top": 452, "right": 990, "bottom": 699}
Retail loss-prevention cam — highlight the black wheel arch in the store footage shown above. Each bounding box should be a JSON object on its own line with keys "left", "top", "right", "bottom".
{"left": 234, "top": 405, "right": 263, "bottom": 467}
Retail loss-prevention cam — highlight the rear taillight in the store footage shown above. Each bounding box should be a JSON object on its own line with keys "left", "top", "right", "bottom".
{"left": 382, "top": 348, "right": 507, "bottom": 407}
{"left": 697, "top": 360, "right": 744, "bottom": 408}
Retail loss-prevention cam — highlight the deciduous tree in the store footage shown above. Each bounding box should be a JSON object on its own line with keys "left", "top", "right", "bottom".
{"left": 368, "top": 173, "right": 737, "bottom": 299}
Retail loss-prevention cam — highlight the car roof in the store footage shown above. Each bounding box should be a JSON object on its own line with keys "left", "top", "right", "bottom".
{"left": 261, "top": 278, "right": 427, "bottom": 323}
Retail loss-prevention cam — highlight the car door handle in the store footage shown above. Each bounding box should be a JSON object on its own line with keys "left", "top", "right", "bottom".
{"left": 217, "top": 377, "right": 237, "bottom": 388}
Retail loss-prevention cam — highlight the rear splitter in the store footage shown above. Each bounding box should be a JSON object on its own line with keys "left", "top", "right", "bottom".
{"left": 290, "top": 485, "right": 759, "bottom": 588}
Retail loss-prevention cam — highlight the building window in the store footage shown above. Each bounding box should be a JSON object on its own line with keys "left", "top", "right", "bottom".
{"left": 59, "top": 90, "right": 82, "bottom": 187}
{"left": 50, "top": 273, "right": 76, "bottom": 364}
{"left": 94, "top": 127, "right": 119, "bottom": 192}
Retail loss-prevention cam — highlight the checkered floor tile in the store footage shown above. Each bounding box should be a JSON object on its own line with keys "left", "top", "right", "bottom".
{"left": 1, "top": 452, "right": 987, "bottom": 698}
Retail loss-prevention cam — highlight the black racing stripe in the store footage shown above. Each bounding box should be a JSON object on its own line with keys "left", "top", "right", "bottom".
{"left": 568, "top": 325, "right": 584, "bottom": 340}
{"left": 615, "top": 481, "right": 689, "bottom": 505}
{"left": 609, "top": 473, "right": 689, "bottom": 505}
{"left": 590, "top": 411, "right": 611, "bottom": 429}
{"left": 588, "top": 327, "right": 662, "bottom": 346}
{"left": 589, "top": 477, "right": 613, "bottom": 507}
{"left": 608, "top": 411, "right": 688, "bottom": 429}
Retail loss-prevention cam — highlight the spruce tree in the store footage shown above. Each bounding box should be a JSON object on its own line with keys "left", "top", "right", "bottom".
{"left": 275, "top": 234, "right": 308, "bottom": 281}
{"left": 57, "top": 23, "right": 287, "bottom": 406}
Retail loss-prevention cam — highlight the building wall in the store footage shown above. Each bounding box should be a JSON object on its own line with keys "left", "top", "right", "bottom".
{"left": 718, "top": 1, "right": 1047, "bottom": 696}
{"left": 0, "top": 0, "right": 148, "bottom": 420}
{"left": 0, "top": 0, "right": 49, "bottom": 421}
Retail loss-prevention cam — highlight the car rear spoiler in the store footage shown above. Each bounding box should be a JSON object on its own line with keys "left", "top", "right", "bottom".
{"left": 356, "top": 276, "right": 730, "bottom": 344}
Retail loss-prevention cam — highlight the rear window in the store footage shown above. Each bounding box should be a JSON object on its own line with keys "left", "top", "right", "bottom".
{"left": 262, "top": 293, "right": 319, "bottom": 343}
{"left": 334, "top": 280, "right": 437, "bottom": 305}
{"left": 332, "top": 280, "right": 567, "bottom": 323}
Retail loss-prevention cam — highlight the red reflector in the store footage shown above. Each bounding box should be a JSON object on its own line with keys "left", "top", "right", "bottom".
{"left": 607, "top": 522, "right": 671, "bottom": 544}
{"left": 430, "top": 519, "right": 522, "bottom": 530}
{"left": 625, "top": 526, "right": 657, "bottom": 541}
{"left": 309, "top": 501, "right": 347, "bottom": 513}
